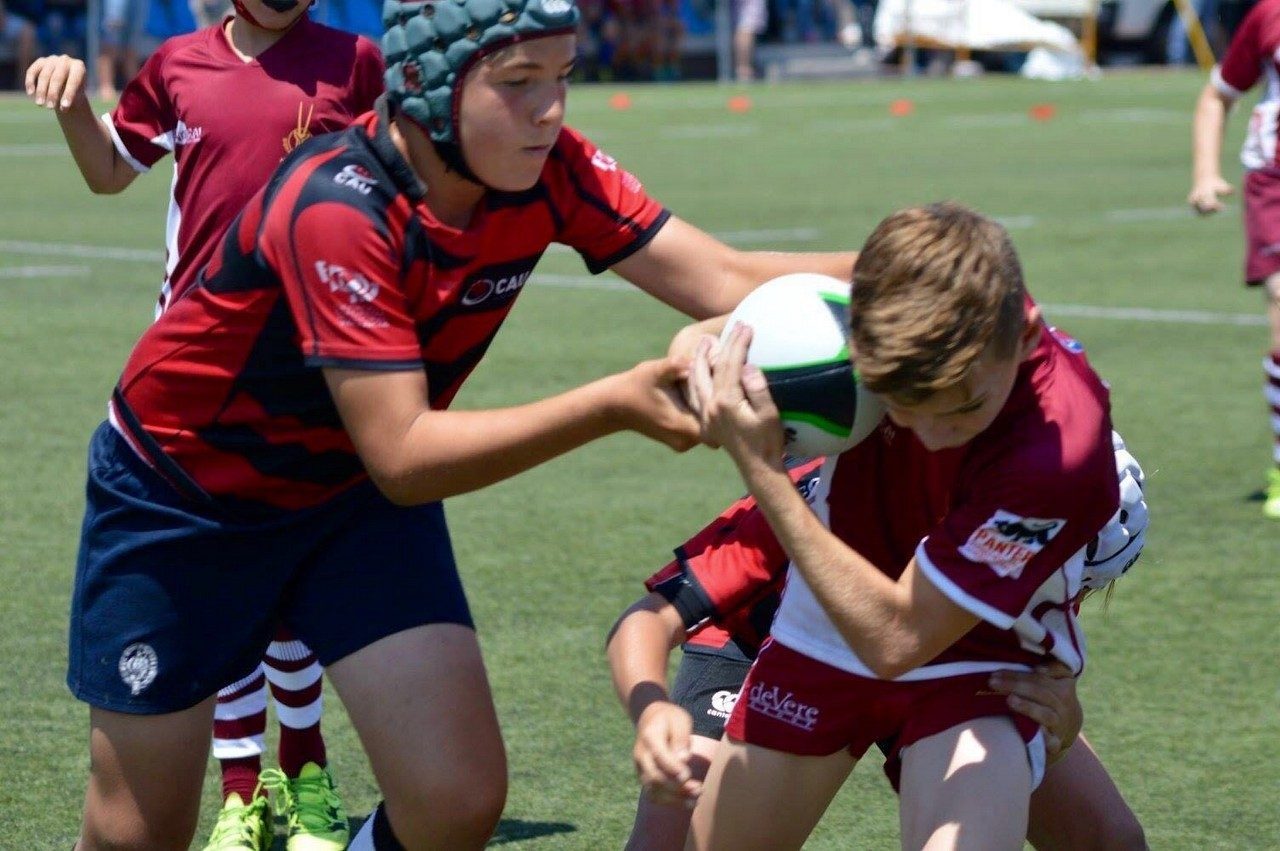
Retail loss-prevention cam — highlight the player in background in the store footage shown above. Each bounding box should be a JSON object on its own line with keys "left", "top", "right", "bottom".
{"left": 685, "top": 203, "right": 1126, "bottom": 850}
{"left": 608, "top": 439, "right": 1149, "bottom": 850}
{"left": 59, "top": 0, "right": 867, "bottom": 846}
{"left": 1189, "top": 0, "right": 1280, "bottom": 519}
{"left": 24, "top": 1, "right": 383, "bottom": 846}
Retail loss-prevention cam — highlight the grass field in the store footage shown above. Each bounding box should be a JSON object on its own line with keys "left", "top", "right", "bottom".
{"left": 2, "top": 69, "right": 1278, "bottom": 849}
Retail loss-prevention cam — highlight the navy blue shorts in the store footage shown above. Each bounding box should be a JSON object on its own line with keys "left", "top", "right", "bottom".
{"left": 68, "top": 422, "right": 473, "bottom": 715}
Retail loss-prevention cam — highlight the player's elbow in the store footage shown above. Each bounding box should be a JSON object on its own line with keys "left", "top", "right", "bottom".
{"left": 366, "top": 460, "right": 431, "bottom": 506}
{"left": 856, "top": 641, "right": 925, "bottom": 681}
{"left": 86, "top": 177, "right": 126, "bottom": 195}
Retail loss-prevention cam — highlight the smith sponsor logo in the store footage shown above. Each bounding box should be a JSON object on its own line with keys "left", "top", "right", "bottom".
{"left": 461, "top": 271, "right": 531, "bottom": 306}
{"left": 747, "top": 682, "right": 819, "bottom": 731}
{"left": 335, "top": 163, "right": 378, "bottom": 195}
{"left": 315, "top": 261, "right": 388, "bottom": 328}
{"left": 960, "top": 510, "right": 1066, "bottom": 579}
{"left": 316, "top": 261, "right": 379, "bottom": 303}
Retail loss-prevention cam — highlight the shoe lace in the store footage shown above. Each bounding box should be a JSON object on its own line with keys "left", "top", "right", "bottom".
{"left": 261, "top": 767, "right": 343, "bottom": 833}
{"left": 207, "top": 794, "right": 267, "bottom": 846}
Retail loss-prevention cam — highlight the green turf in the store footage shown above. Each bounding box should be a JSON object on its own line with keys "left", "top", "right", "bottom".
{"left": 2, "top": 69, "right": 1278, "bottom": 848}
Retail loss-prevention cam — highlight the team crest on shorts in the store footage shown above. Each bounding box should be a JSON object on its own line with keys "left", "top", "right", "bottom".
{"left": 960, "top": 510, "right": 1066, "bottom": 579}
{"left": 118, "top": 643, "right": 159, "bottom": 696}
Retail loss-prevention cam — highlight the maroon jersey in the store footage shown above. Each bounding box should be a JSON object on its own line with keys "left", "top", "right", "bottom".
{"left": 644, "top": 459, "right": 822, "bottom": 659}
{"left": 104, "top": 17, "right": 384, "bottom": 313}
{"left": 771, "top": 321, "right": 1118, "bottom": 678}
{"left": 110, "top": 103, "right": 670, "bottom": 514}
{"left": 1213, "top": 0, "right": 1280, "bottom": 171}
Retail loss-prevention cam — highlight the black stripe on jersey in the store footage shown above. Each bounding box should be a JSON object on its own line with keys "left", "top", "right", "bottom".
{"left": 196, "top": 422, "right": 365, "bottom": 487}
{"left": 111, "top": 388, "right": 217, "bottom": 507}
{"left": 212, "top": 298, "right": 343, "bottom": 425}
{"left": 583, "top": 209, "right": 671, "bottom": 275}
{"left": 204, "top": 211, "right": 279, "bottom": 295}
{"left": 487, "top": 185, "right": 564, "bottom": 232}
{"left": 551, "top": 145, "right": 653, "bottom": 238}
{"left": 420, "top": 330, "right": 502, "bottom": 408}
{"left": 654, "top": 550, "right": 720, "bottom": 630}
{"left": 305, "top": 356, "right": 424, "bottom": 371}
{"left": 402, "top": 216, "right": 470, "bottom": 275}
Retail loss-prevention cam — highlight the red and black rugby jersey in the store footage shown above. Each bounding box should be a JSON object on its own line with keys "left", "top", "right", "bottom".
{"left": 112, "top": 100, "right": 671, "bottom": 513}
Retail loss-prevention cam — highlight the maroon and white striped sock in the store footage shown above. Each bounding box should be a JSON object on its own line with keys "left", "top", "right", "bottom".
{"left": 213, "top": 665, "right": 267, "bottom": 802}
{"left": 264, "top": 628, "right": 327, "bottom": 777}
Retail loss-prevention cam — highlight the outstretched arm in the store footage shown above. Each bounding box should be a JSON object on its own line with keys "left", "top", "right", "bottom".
{"left": 613, "top": 215, "right": 858, "bottom": 320}
{"left": 26, "top": 55, "right": 138, "bottom": 194}
{"left": 325, "top": 359, "right": 700, "bottom": 506}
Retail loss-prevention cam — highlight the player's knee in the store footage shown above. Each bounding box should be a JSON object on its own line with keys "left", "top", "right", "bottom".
{"left": 387, "top": 771, "right": 507, "bottom": 849}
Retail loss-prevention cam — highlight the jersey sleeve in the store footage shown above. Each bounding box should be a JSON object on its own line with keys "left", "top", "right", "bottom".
{"left": 350, "top": 37, "right": 387, "bottom": 115}
{"left": 265, "top": 171, "right": 421, "bottom": 370}
{"left": 104, "top": 44, "right": 177, "bottom": 173}
{"left": 547, "top": 128, "right": 671, "bottom": 274}
{"left": 644, "top": 459, "right": 823, "bottom": 630}
{"left": 1215, "top": 2, "right": 1275, "bottom": 97}
{"left": 914, "top": 450, "right": 1117, "bottom": 630}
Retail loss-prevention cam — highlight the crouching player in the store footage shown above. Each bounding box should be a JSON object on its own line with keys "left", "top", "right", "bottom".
{"left": 684, "top": 203, "right": 1140, "bottom": 850}
{"left": 609, "top": 440, "right": 1148, "bottom": 850}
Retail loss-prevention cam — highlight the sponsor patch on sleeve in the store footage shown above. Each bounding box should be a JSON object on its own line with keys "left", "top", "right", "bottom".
{"left": 959, "top": 510, "right": 1066, "bottom": 579}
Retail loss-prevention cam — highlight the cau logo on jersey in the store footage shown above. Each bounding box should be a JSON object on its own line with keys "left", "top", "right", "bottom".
{"left": 334, "top": 163, "right": 378, "bottom": 195}
{"left": 458, "top": 261, "right": 536, "bottom": 308}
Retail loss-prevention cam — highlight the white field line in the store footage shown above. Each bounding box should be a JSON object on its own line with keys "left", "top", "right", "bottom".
{"left": 0, "top": 264, "right": 90, "bottom": 278}
{"left": 532, "top": 274, "right": 1267, "bottom": 327}
{"left": 0, "top": 240, "right": 163, "bottom": 262}
{"left": 0, "top": 144, "right": 71, "bottom": 156}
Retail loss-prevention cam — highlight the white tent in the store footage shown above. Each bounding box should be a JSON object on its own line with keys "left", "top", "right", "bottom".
{"left": 873, "top": 0, "right": 1083, "bottom": 56}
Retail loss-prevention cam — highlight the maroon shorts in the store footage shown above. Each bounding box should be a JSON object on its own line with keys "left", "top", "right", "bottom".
{"left": 724, "top": 640, "right": 1044, "bottom": 791}
{"left": 1244, "top": 170, "right": 1280, "bottom": 285}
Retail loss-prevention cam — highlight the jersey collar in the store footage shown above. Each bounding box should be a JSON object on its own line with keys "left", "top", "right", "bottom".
{"left": 369, "top": 95, "right": 427, "bottom": 204}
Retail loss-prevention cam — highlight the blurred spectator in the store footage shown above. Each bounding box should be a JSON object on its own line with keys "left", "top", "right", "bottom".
{"left": 653, "top": 0, "right": 683, "bottom": 79}
{"left": 734, "top": 0, "right": 766, "bottom": 79}
{"left": 37, "top": 0, "right": 86, "bottom": 55}
{"left": 97, "top": 0, "right": 147, "bottom": 98}
{"left": 1168, "top": 0, "right": 1219, "bottom": 64}
{"left": 577, "top": 0, "right": 621, "bottom": 79}
{"left": 1, "top": 0, "right": 38, "bottom": 83}
{"left": 189, "top": 0, "right": 230, "bottom": 27}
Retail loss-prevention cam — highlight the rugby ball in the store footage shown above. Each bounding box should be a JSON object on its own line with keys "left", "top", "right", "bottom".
{"left": 721, "top": 273, "right": 884, "bottom": 458}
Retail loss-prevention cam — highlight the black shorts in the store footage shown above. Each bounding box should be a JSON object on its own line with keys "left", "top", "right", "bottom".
{"left": 670, "top": 648, "right": 753, "bottom": 740}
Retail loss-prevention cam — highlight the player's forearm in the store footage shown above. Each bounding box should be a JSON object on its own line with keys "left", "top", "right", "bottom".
{"left": 606, "top": 603, "right": 685, "bottom": 725}
{"left": 737, "top": 457, "right": 925, "bottom": 679}
{"left": 57, "top": 104, "right": 134, "bottom": 194}
{"left": 1192, "top": 84, "right": 1231, "bottom": 183}
{"left": 371, "top": 375, "right": 626, "bottom": 505}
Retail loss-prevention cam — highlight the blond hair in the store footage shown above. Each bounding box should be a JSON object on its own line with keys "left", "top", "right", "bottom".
{"left": 850, "top": 202, "right": 1026, "bottom": 402}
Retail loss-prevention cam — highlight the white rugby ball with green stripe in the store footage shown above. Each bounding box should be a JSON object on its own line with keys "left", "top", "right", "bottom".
{"left": 722, "top": 273, "right": 885, "bottom": 459}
